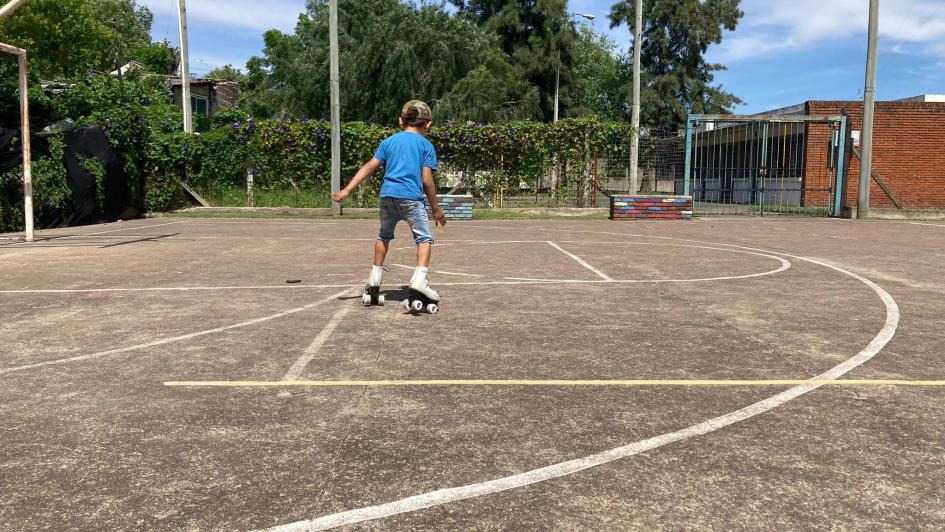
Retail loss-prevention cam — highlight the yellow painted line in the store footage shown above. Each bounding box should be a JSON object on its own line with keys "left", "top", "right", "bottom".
{"left": 163, "top": 379, "right": 945, "bottom": 388}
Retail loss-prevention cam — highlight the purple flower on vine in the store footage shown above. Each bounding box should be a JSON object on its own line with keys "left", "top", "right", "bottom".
{"left": 300, "top": 116, "right": 309, "bottom": 124}
{"left": 232, "top": 122, "right": 241, "bottom": 130}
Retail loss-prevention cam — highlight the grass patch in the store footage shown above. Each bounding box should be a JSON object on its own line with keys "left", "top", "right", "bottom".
{"left": 200, "top": 187, "right": 380, "bottom": 209}
{"left": 168, "top": 208, "right": 611, "bottom": 222}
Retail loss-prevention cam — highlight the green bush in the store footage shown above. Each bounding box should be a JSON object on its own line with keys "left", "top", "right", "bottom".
{"left": 1, "top": 68, "right": 635, "bottom": 231}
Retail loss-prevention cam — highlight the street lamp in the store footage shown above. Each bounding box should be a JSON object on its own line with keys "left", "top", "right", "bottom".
{"left": 554, "top": 12, "right": 595, "bottom": 123}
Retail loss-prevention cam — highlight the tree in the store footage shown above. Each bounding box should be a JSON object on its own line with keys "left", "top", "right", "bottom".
{"left": 206, "top": 65, "right": 246, "bottom": 82}
{"left": 245, "top": 0, "right": 531, "bottom": 124}
{"left": 126, "top": 40, "right": 179, "bottom": 75}
{"left": 610, "top": 0, "right": 744, "bottom": 130}
{"left": 450, "top": 0, "right": 577, "bottom": 121}
{"left": 437, "top": 54, "right": 541, "bottom": 122}
{"left": 568, "top": 25, "right": 630, "bottom": 121}
{"left": 0, "top": 0, "right": 154, "bottom": 79}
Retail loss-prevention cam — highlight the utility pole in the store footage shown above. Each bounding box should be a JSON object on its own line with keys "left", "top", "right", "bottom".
{"left": 858, "top": 0, "right": 879, "bottom": 219}
{"left": 329, "top": 0, "right": 342, "bottom": 216}
{"left": 553, "top": 54, "right": 560, "bottom": 123}
{"left": 177, "top": 0, "right": 193, "bottom": 133}
{"left": 629, "top": 0, "right": 642, "bottom": 194}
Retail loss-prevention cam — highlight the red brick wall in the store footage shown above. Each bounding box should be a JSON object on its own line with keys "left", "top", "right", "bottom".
{"left": 806, "top": 100, "right": 945, "bottom": 209}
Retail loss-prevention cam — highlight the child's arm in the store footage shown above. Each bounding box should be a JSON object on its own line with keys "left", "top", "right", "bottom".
{"left": 332, "top": 158, "right": 382, "bottom": 202}
{"left": 422, "top": 167, "right": 447, "bottom": 227}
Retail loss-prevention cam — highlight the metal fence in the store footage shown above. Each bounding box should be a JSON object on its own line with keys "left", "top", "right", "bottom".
{"left": 679, "top": 114, "right": 849, "bottom": 217}
{"left": 441, "top": 129, "right": 685, "bottom": 209}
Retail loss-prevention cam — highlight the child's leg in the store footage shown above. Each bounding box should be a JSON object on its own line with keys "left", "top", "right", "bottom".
{"left": 374, "top": 239, "right": 390, "bottom": 267}
{"left": 400, "top": 200, "right": 439, "bottom": 301}
{"left": 416, "top": 242, "right": 431, "bottom": 268}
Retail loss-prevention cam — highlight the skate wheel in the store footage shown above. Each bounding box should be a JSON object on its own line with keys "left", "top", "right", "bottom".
{"left": 403, "top": 299, "right": 412, "bottom": 311}
{"left": 411, "top": 300, "right": 424, "bottom": 312}
{"left": 362, "top": 293, "right": 371, "bottom": 305}
{"left": 426, "top": 303, "right": 439, "bottom": 315}
{"left": 378, "top": 295, "right": 386, "bottom": 306}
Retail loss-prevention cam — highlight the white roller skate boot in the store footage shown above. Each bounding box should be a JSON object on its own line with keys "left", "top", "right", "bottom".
{"left": 362, "top": 265, "right": 386, "bottom": 306}
{"left": 404, "top": 267, "right": 440, "bottom": 314}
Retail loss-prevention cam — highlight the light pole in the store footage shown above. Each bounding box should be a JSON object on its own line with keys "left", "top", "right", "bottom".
{"left": 177, "top": 0, "right": 193, "bottom": 133}
{"left": 551, "top": 13, "right": 594, "bottom": 197}
{"left": 629, "top": 0, "right": 642, "bottom": 194}
{"left": 329, "top": 0, "right": 341, "bottom": 216}
{"left": 554, "top": 12, "right": 595, "bottom": 123}
{"left": 858, "top": 0, "right": 879, "bottom": 219}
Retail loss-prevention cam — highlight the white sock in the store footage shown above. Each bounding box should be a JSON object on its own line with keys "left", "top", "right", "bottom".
{"left": 412, "top": 266, "right": 429, "bottom": 284}
{"left": 368, "top": 264, "right": 384, "bottom": 285}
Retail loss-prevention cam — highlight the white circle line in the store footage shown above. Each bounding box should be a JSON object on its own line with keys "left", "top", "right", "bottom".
{"left": 0, "top": 243, "right": 789, "bottom": 294}
{"left": 265, "top": 251, "right": 900, "bottom": 532}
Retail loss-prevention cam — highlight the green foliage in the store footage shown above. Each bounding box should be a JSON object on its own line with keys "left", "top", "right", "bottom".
{"left": 0, "top": 57, "right": 59, "bottom": 128}
{"left": 0, "top": 135, "right": 71, "bottom": 231}
{"left": 53, "top": 70, "right": 198, "bottom": 216}
{"left": 569, "top": 25, "right": 630, "bottom": 121}
{"left": 244, "top": 0, "right": 528, "bottom": 124}
{"left": 191, "top": 116, "right": 632, "bottom": 205}
{"left": 126, "top": 40, "right": 179, "bottom": 75}
{"left": 0, "top": 0, "right": 154, "bottom": 79}
{"left": 451, "top": 0, "right": 578, "bottom": 121}
{"left": 610, "top": 0, "right": 744, "bottom": 129}
{"left": 205, "top": 65, "right": 246, "bottom": 82}
{"left": 78, "top": 154, "right": 106, "bottom": 207}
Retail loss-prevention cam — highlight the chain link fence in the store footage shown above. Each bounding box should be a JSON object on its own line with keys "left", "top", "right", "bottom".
{"left": 441, "top": 129, "right": 685, "bottom": 209}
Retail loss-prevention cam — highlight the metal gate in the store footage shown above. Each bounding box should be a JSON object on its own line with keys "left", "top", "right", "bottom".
{"left": 681, "top": 114, "right": 849, "bottom": 216}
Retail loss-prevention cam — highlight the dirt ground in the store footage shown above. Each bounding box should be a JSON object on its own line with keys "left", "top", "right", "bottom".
{"left": 1, "top": 217, "right": 943, "bottom": 530}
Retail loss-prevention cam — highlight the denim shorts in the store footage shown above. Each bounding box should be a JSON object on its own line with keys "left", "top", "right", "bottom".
{"left": 378, "top": 197, "right": 434, "bottom": 245}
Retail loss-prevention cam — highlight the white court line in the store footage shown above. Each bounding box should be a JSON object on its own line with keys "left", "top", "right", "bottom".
{"left": 390, "top": 264, "right": 482, "bottom": 278}
{"left": 79, "top": 220, "right": 187, "bottom": 236}
{"left": 0, "top": 288, "right": 352, "bottom": 377}
{"left": 0, "top": 245, "right": 790, "bottom": 294}
{"left": 267, "top": 251, "right": 900, "bottom": 531}
{"left": 546, "top": 241, "right": 613, "bottom": 281}
{"left": 904, "top": 222, "right": 945, "bottom": 228}
{"left": 12, "top": 220, "right": 188, "bottom": 242}
{"left": 283, "top": 304, "right": 352, "bottom": 381}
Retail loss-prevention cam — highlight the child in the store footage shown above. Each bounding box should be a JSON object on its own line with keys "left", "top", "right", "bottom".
{"left": 332, "top": 100, "right": 447, "bottom": 311}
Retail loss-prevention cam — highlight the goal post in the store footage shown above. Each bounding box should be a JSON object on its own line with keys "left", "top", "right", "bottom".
{"left": 1, "top": 0, "right": 34, "bottom": 242}
{"left": 0, "top": 42, "right": 33, "bottom": 241}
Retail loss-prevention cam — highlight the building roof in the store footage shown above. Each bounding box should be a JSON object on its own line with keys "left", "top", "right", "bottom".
{"left": 894, "top": 94, "right": 945, "bottom": 103}
{"left": 755, "top": 94, "right": 945, "bottom": 115}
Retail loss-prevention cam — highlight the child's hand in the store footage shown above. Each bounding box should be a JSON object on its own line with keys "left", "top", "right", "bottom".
{"left": 432, "top": 206, "right": 447, "bottom": 227}
{"left": 332, "top": 189, "right": 349, "bottom": 203}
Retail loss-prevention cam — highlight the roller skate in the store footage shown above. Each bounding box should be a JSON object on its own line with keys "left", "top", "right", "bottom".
{"left": 361, "top": 265, "right": 388, "bottom": 306}
{"left": 403, "top": 267, "right": 440, "bottom": 315}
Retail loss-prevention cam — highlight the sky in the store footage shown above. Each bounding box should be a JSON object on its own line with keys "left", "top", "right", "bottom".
{"left": 142, "top": 0, "right": 945, "bottom": 114}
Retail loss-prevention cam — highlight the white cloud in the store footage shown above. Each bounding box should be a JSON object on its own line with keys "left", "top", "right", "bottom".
{"left": 140, "top": 0, "right": 306, "bottom": 32}
{"left": 715, "top": 0, "right": 945, "bottom": 62}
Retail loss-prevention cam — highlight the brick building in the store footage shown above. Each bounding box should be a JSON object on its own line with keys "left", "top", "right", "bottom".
{"left": 807, "top": 96, "right": 945, "bottom": 210}
{"left": 676, "top": 95, "right": 945, "bottom": 214}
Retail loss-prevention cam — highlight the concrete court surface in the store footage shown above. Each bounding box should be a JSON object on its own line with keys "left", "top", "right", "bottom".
{"left": 0, "top": 216, "right": 943, "bottom": 530}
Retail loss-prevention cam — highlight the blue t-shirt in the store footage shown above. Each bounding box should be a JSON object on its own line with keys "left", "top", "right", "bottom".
{"left": 374, "top": 131, "right": 438, "bottom": 199}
